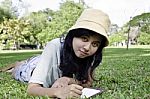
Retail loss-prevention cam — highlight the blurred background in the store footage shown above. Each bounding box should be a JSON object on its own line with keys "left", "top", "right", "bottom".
{"left": 0, "top": 0, "right": 150, "bottom": 50}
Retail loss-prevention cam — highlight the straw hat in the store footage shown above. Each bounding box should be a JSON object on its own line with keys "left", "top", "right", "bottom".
{"left": 69, "top": 8, "right": 111, "bottom": 46}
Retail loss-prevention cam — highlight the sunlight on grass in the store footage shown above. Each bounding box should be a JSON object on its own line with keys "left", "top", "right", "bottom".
{"left": 140, "top": 53, "right": 150, "bottom": 56}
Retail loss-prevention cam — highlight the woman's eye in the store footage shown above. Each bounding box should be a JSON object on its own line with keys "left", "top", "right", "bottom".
{"left": 81, "top": 37, "right": 88, "bottom": 42}
{"left": 92, "top": 42, "right": 100, "bottom": 47}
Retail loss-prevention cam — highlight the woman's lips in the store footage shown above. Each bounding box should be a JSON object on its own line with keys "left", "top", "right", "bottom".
{"left": 79, "top": 50, "right": 88, "bottom": 56}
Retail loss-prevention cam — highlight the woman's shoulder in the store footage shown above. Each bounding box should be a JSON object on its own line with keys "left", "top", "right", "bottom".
{"left": 45, "top": 38, "right": 62, "bottom": 50}
{"left": 47, "top": 38, "right": 61, "bottom": 46}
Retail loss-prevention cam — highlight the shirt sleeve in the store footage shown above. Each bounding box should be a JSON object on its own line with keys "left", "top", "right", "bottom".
{"left": 29, "top": 39, "right": 61, "bottom": 87}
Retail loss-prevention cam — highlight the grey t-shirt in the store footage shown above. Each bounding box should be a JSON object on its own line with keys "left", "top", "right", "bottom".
{"left": 29, "top": 38, "right": 62, "bottom": 87}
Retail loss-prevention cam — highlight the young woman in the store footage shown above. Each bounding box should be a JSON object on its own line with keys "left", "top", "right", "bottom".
{"left": 2, "top": 8, "right": 111, "bottom": 99}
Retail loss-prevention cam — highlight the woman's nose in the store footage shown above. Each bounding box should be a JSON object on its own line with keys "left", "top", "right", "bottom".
{"left": 83, "top": 43, "right": 91, "bottom": 52}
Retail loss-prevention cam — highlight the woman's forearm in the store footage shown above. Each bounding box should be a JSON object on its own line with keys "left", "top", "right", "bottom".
{"left": 56, "top": 76, "right": 92, "bottom": 88}
{"left": 27, "top": 83, "right": 83, "bottom": 99}
{"left": 27, "top": 83, "right": 57, "bottom": 97}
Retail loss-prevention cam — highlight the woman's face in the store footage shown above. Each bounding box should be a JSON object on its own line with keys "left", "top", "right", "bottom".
{"left": 72, "top": 34, "right": 101, "bottom": 58}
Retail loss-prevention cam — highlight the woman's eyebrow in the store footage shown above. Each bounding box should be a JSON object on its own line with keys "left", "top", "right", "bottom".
{"left": 83, "top": 35, "right": 90, "bottom": 37}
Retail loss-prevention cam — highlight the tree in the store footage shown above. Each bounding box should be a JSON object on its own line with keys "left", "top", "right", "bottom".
{"left": 41, "top": 1, "right": 84, "bottom": 43}
{"left": 22, "top": 9, "right": 55, "bottom": 48}
{"left": 130, "top": 13, "right": 150, "bottom": 45}
{"left": 0, "top": 0, "right": 85, "bottom": 49}
{"left": 0, "top": 0, "right": 18, "bottom": 19}
{"left": 109, "top": 32, "right": 125, "bottom": 46}
{"left": 138, "top": 32, "right": 150, "bottom": 45}
{"left": 0, "top": 18, "right": 30, "bottom": 49}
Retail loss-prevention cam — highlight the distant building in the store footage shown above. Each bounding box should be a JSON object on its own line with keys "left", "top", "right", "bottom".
{"left": 129, "top": 26, "right": 141, "bottom": 44}
{"left": 109, "top": 24, "right": 119, "bottom": 35}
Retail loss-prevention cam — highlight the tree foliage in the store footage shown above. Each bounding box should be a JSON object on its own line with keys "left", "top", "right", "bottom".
{"left": 129, "top": 13, "right": 150, "bottom": 45}
{"left": 0, "top": 0, "right": 84, "bottom": 49}
{"left": 41, "top": 1, "right": 84, "bottom": 42}
{"left": 34, "top": 1, "right": 84, "bottom": 47}
{"left": 0, "top": 0, "right": 12, "bottom": 23}
{"left": 109, "top": 32, "right": 126, "bottom": 46}
{"left": 0, "top": 0, "right": 18, "bottom": 22}
{"left": 138, "top": 32, "right": 150, "bottom": 45}
{"left": 0, "top": 18, "right": 30, "bottom": 49}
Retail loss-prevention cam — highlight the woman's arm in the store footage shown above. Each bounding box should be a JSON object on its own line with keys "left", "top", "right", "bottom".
{"left": 27, "top": 83, "right": 83, "bottom": 99}
{"left": 51, "top": 76, "right": 92, "bottom": 88}
{"left": 51, "top": 76, "right": 81, "bottom": 88}
{"left": 27, "top": 83, "right": 57, "bottom": 97}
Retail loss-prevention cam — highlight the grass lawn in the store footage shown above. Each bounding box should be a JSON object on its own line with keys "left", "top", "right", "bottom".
{"left": 0, "top": 48, "right": 150, "bottom": 99}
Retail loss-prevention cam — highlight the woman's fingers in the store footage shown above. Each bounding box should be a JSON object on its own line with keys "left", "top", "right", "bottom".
{"left": 69, "top": 84, "right": 83, "bottom": 97}
{"left": 51, "top": 77, "right": 70, "bottom": 88}
{"left": 55, "top": 84, "right": 83, "bottom": 99}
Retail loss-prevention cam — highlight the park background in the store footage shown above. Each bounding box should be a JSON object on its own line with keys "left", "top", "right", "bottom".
{"left": 0, "top": 0, "right": 150, "bottom": 98}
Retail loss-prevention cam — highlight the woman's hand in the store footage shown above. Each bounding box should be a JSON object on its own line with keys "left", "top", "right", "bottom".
{"left": 27, "top": 83, "right": 83, "bottom": 98}
{"left": 27, "top": 81, "right": 83, "bottom": 98}
{"left": 55, "top": 84, "right": 83, "bottom": 99}
{"left": 51, "top": 77, "right": 70, "bottom": 88}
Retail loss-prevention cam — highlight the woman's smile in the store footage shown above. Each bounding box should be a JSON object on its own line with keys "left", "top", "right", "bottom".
{"left": 78, "top": 50, "right": 88, "bottom": 56}
{"left": 79, "top": 48, "right": 89, "bottom": 56}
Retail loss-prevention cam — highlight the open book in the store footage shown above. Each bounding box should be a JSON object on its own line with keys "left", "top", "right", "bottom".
{"left": 81, "top": 88, "right": 104, "bottom": 98}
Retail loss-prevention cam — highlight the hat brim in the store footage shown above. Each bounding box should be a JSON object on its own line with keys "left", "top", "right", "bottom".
{"left": 69, "top": 20, "right": 109, "bottom": 47}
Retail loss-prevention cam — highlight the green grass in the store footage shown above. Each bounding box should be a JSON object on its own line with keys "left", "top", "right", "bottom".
{"left": 0, "top": 48, "right": 150, "bottom": 99}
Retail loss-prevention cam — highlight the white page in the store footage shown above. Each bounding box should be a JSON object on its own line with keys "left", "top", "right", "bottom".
{"left": 81, "top": 88, "right": 102, "bottom": 98}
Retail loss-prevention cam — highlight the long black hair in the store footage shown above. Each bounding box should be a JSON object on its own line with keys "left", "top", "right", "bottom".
{"left": 59, "top": 28, "right": 106, "bottom": 83}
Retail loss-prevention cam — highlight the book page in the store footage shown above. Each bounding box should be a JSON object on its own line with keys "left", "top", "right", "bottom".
{"left": 81, "top": 88, "right": 103, "bottom": 98}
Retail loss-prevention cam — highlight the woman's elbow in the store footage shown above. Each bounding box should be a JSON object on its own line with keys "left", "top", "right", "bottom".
{"left": 27, "top": 84, "right": 33, "bottom": 95}
{"left": 27, "top": 83, "right": 41, "bottom": 96}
